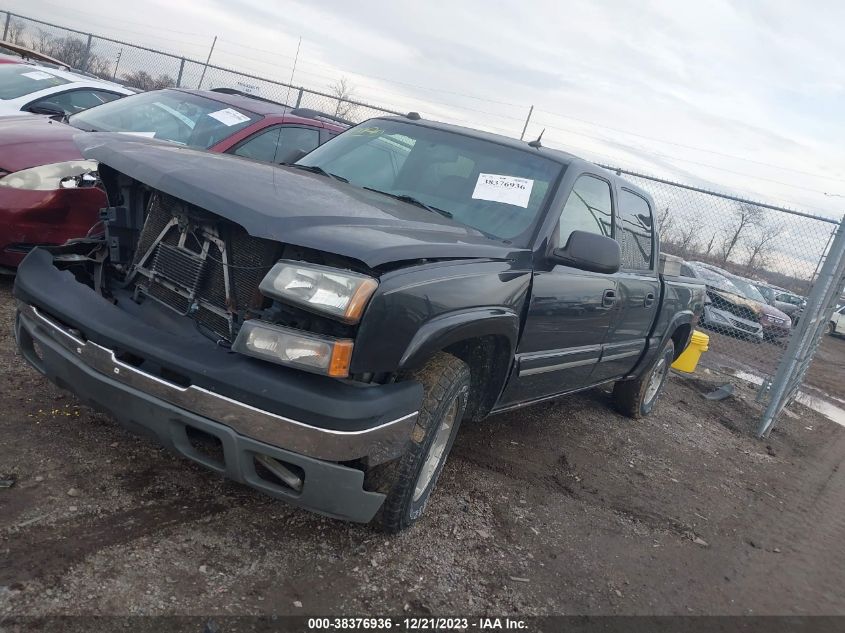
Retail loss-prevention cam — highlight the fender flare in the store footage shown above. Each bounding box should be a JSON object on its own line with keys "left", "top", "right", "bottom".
{"left": 399, "top": 307, "right": 520, "bottom": 371}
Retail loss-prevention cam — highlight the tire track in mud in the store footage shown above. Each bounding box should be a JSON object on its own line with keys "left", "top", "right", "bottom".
{"left": 0, "top": 499, "right": 229, "bottom": 586}
{"left": 451, "top": 444, "right": 697, "bottom": 542}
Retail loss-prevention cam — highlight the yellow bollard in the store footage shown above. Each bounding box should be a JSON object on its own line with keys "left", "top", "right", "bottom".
{"left": 671, "top": 330, "right": 709, "bottom": 373}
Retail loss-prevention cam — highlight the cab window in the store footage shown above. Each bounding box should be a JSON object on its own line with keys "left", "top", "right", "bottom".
{"left": 557, "top": 175, "right": 613, "bottom": 247}
{"left": 618, "top": 189, "right": 654, "bottom": 270}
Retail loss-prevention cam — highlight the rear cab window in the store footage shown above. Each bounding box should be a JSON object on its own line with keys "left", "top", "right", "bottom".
{"left": 617, "top": 189, "right": 655, "bottom": 270}
{"left": 0, "top": 66, "right": 70, "bottom": 99}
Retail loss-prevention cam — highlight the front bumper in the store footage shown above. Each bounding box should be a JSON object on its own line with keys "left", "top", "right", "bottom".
{"left": 704, "top": 306, "right": 764, "bottom": 340}
{"left": 13, "top": 249, "right": 423, "bottom": 522}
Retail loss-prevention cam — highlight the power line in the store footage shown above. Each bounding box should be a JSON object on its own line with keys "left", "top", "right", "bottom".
{"left": 533, "top": 108, "right": 845, "bottom": 185}
{"left": 215, "top": 40, "right": 525, "bottom": 108}
{"left": 10, "top": 1, "right": 211, "bottom": 40}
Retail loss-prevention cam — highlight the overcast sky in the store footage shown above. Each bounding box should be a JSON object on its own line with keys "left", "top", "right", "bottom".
{"left": 6, "top": 0, "right": 845, "bottom": 218}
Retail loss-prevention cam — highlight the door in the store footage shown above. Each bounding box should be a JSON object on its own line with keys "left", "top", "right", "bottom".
{"left": 500, "top": 173, "right": 617, "bottom": 405}
{"left": 594, "top": 188, "right": 660, "bottom": 381}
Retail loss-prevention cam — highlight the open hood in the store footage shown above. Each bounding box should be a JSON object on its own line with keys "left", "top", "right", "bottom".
{"left": 77, "top": 134, "right": 526, "bottom": 269}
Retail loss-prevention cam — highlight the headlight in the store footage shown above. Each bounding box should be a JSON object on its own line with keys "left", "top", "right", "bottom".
{"left": 259, "top": 261, "right": 378, "bottom": 323}
{"left": 709, "top": 310, "right": 730, "bottom": 323}
{"left": 232, "top": 320, "right": 353, "bottom": 377}
{"left": 0, "top": 160, "right": 99, "bottom": 191}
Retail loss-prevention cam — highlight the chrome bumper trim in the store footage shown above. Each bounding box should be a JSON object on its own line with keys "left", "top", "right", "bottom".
{"left": 18, "top": 303, "right": 416, "bottom": 463}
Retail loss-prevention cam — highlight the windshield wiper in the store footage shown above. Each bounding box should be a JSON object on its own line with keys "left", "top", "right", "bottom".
{"left": 363, "top": 187, "right": 453, "bottom": 218}
{"left": 285, "top": 163, "right": 348, "bottom": 182}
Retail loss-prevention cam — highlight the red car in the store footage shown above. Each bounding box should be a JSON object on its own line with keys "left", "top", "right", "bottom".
{"left": 0, "top": 88, "right": 347, "bottom": 269}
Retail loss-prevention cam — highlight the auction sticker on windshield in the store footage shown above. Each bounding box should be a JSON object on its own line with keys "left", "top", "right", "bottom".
{"left": 208, "top": 108, "right": 251, "bottom": 126}
{"left": 472, "top": 173, "right": 534, "bottom": 208}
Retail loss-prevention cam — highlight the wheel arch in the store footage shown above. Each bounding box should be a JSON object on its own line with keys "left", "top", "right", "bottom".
{"left": 399, "top": 308, "right": 520, "bottom": 421}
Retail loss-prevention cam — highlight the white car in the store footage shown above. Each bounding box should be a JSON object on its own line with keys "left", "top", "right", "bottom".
{"left": 0, "top": 63, "right": 135, "bottom": 117}
{"left": 830, "top": 306, "right": 845, "bottom": 336}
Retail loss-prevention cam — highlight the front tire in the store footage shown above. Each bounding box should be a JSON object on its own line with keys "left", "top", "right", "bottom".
{"left": 370, "top": 352, "right": 470, "bottom": 533}
{"left": 612, "top": 339, "right": 675, "bottom": 419}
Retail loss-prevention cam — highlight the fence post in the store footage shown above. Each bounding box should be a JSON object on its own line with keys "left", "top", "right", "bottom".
{"left": 81, "top": 32, "right": 93, "bottom": 72}
{"left": 176, "top": 57, "right": 186, "bottom": 88}
{"left": 3, "top": 12, "right": 10, "bottom": 41}
{"left": 295, "top": 88, "right": 303, "bottom": 108}
{"left": 757, "top": 214, "right": 845, "bottom": 437}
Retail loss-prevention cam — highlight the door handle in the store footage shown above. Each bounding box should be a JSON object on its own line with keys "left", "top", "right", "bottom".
{"left": 645, "top": 292, "right": 655, "bottom": 307}
{"left": 602, "top": 289, "right": 616, "bottom": 308}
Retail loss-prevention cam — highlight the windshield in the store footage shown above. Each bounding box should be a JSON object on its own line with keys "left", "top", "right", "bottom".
{"left": 298, "top": 119, "right": 563, "bottom": 242}
{"left": 69, "top": 90, "right": 260, "bottom": 149}
{"left": 0, "top": 65, "right": 70, "bottom": 99}
{"left": 728, "top": 276, "right": 766, "bottom": 303}
{"left": 691, "top": 265, "right": 743, "bottom": 294}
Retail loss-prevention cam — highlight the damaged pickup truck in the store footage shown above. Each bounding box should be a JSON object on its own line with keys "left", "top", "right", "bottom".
{"left": 13, "top": 117, "right": 704, "bottom": 531}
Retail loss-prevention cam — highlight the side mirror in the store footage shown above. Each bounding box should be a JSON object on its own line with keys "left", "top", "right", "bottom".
{"left": 551, "top": 230, "right": 621, "bottom": 274}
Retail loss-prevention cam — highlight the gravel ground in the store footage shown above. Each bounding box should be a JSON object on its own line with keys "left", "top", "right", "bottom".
{"left": 2, "top": 274, "right": 845, "bottom": 619}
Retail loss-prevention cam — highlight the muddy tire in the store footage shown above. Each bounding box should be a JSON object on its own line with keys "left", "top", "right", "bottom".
{"left": 830, "top": 322, "right": 837, "bottom": 336}
{"left": 369, "top": 352, "right": 470, "bottom": 533}
{"left": 612, "top": 339, "right": 675, "bottom": 419}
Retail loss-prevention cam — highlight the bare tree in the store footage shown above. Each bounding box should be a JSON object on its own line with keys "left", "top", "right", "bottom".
{"left": 703, "top": 231, "right": 718, "bottom": 256}
{"left": 29, "top": 28, "right": 53, "bottom": 55}
{"left": 45, "top": 36, "right": 90, "bottom": 69}
{"left": 122, "top": 70, "right": 176, "bottom": 91}
{"left": 656, "top": 206, "right": 675, "bottom": 243}
{"left": 719, "top": 202, "right": 764, "bottom": 264}
{"left": 675, "top": 221, "right": 700, "bottom": 257}
{"left": 5, "top": 18, "right": 28, "bottom": 46}
{"left": 330, "top": 77, "right": 358, "bottom": 120}
{"left": 744, "top": 220, "right": 781, "bottom": 273}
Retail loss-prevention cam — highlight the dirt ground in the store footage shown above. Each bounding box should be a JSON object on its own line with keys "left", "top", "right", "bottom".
{"left": 2, "top": 273, "right": 845, "bottom": 619}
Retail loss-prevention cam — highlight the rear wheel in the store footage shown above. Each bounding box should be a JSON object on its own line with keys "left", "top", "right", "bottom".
{"left": 369, "top": 352, "right": 470, "bottom": 533}
{"left": 612, "top": 339, "right": 675, "bottom": 419}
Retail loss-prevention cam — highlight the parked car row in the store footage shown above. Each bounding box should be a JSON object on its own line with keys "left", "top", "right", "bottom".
{"left": 680, "top": 261, "right": 793, "bottom": 344}
{"left": 0, "top": 85, "right": 348, "bottom": 269}
{"left": 0, "top": 62, "right": 135, "bottom": 118}
{"left": 3, "top": 70, "right": 705, "bottom": 529}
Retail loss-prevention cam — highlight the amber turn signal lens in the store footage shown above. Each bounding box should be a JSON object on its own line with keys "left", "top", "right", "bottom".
{"left": 343, "top": 278, "right": 379, "bottom": 322}
{"left": 328, "top": 340, "right": 354, "bottom": 378}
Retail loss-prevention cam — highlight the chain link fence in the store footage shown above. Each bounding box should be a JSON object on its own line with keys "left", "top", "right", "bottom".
{"left": 603, "top": 167, "right": 844, "bottom": 434}
{"left": 2, "top": 10, "right": 844, "bottom": 433}
{"left": 1, "top": 11, "right": 401, "bottom": 122}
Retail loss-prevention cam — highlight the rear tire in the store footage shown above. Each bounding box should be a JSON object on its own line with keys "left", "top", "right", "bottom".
{"left": 612, "top": 339, "right": 675, "bottom": 419}
{"left": 369, "top": 352, "right": 470, "bottom": 533}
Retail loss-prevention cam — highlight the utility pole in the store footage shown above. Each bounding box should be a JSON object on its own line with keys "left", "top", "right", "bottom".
{"left": 112, "top": 48, "right": 122, "bottom": 80}
{"left": 197, "top": 35, "right": 217, "bottom": 90}
{"left": 520, "top": 105, "right": 534, "bottom": 140}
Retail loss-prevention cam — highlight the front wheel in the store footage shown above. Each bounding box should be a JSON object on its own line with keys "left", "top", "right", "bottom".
{"left": 369, "top": 352, "right": 470, "bottom": 533}
{"left": 612, "top": 339, "right": 675, "bottom": 418}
